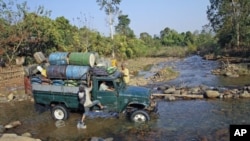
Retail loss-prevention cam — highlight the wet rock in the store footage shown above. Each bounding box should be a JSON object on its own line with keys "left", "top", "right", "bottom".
{"left": 223, "top": 90, "right": 232, "bottom": 95}
{"left": 239, "top": 91, "right": 250, "bottom": 98}
{"left": 164, "top": 87, "right": 176, "bottom": 94}
{"left": 164, "top": 95, "right": 176, "bottom": 101}
{"left": 204, "top": 90, "right": 220, "bottom": 98}
{"left": 225, "top": 72, "right": 239, "bottom": 77}
{"left": 7, "top": 93, "right": 15, "bottom": 101}
{"left": 223, "top": 94, "right": 233, "bottom": 99}
{"left": 173, "top": 90, "right": 181, "bottom": 95}
{"left": 4, "top": 121, "right": 21, "bottom": 129}
{"left": 180, "top": 89, "right": 188, "bottom": 95}
{"left": 0, "top": 133, "right": 41, "bottom": 141}
{"left": 233, "top": 94, "right": 240, "bottom": 99}
{"left": 190, "top": 87, "right": 201, "bottom": 94}
{"left": 21, "top": 132, "right": 32, "bottom": 137}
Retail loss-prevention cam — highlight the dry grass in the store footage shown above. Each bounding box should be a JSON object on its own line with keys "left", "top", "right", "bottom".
{"left": 123, "top": 57, "right": 178, "bottom": 75}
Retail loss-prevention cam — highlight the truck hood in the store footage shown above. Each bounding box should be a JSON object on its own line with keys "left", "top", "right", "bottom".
{"left": 121, "top": 85, "right": 151, "bottom": 97}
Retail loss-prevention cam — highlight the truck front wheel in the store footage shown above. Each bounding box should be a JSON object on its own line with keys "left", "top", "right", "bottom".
{"left": 130, "top": 110, "right": 150, "bottom": 123}
{"left": 51, "top": 105, "right": 69, "bottom": 120}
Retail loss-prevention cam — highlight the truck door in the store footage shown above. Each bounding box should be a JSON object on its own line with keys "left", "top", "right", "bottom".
{"left": 96, "top": 80, "right": 118, "bottom": 111}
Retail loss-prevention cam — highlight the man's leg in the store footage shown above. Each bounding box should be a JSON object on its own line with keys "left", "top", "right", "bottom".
{"left": 81, "top": 113, "right": 85, "bottom": 123}
{"left": 92, "top": 100, "right": 104, "bottom": 109}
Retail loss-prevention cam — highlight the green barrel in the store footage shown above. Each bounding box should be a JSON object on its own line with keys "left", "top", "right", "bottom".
{"left": 68, "top": 52, "right": 95, "bottom": 67}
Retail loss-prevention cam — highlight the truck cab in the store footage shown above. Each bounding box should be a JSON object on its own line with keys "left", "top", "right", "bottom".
{"left": 91, "top": 71, "right": 156, "bottom": 122}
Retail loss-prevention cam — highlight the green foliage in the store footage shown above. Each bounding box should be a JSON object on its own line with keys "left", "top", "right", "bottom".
{"left": 0, "top": 0, "right": 223, "bottom": 66}
{"left": 207, "top": 0, "right": 250, "bottom": 53}
{"left": 115, "top": 14, "right": 135, "bottom": 38}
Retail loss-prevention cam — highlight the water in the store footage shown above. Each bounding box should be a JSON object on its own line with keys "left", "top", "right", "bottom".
{"left": 1, "top": 55, "right": 250, "bottom": 141}
{"left": 156, "top": 99, "right": 250, "bottom": 141}
{"left": 150, "top": 55, "right": 250, "bottom": 88}
{"left": 162, "top": 55, "right": 220, "bottom": 87}
{"left": 1, "top": 99, "right": 250, "bottom": 141}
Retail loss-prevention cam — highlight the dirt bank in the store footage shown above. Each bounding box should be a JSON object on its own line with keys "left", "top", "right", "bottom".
{"left": 122, "top": 57, "right": 179, "bottom": 86}
{"left": 125, "top": 57, "right": 177, "bottom": 74}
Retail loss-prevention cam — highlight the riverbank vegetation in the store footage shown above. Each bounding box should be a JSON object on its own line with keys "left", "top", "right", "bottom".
{"left": 0, "top": 0, "right": 249, "bottom": 66}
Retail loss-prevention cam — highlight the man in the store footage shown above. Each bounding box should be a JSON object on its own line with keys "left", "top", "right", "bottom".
{"left": 121, "top": 63, "right": 130, "bottom": 84}
{"left": 78, "top": 81, "right": 106, "bottom": 129}
{"left": 77, "top": 85, "right": 87, "bottom": 129}
{"left": 99, "top": 81, "right": 114, "bottom": 91}
{"left": 84, "top": 81, "right": 105, "bottom": 110}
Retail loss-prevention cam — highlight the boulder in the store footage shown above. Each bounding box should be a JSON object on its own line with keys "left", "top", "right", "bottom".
{"left": 164, "top": 95, "right": 176, "bottom": 101}
{"left": 0, "top": 133, "right": 41, "bottom": 141}
{"left": 240, "top": 91, "right": 250, "bottom": 98}
{"left": 164, "top": 87, "right": 176, "bottom": 94}
{"left": 7, "top": 93, "right": 15, "bottom": 101}
{"left": 205, "top": 90, "right": 220, "bottom": 98}
{"left": 4, "top": 121, "right": 21, "bottom": 129}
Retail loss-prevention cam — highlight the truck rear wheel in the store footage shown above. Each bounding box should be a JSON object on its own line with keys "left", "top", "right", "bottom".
{"left": 130, "top": 110, "right": 150, "bottom": 123}
{"left": 51, "top": 105, "right": 69, "bottom": 120}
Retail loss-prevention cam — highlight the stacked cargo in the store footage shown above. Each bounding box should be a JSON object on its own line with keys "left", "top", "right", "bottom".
{"left": 29, "top": 52, "right": 117, "bottom": 87}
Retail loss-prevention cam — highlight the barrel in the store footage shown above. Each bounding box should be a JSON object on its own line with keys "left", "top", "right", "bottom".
{"left": 48, "top": 52, "right": 69, "bottom": 65}
{"left": 68, "top": 52, "right": 95, "bottom": 67}
{"left": 46, "top": 65, "right": 67, "bottom": 79}
{"left": 66, "top": 65, "right": 90, "bottom": 80}
{"left": 34, "top": 52, "right": 46, "bottom": 64}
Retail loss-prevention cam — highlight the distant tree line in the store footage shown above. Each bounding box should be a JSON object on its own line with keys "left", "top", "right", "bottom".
{"left": 0, "top": 0, "right": 217, "bottom": 65}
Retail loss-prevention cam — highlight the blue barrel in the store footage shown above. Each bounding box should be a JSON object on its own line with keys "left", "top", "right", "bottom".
{"left": 66, "top": 65, "right": 90, "bottom": 80}
{"left": 48, "top": 52, "right": 69, "bottom": 65}
{"left": 46, "top": 65, "right": 67, "bottom": 79}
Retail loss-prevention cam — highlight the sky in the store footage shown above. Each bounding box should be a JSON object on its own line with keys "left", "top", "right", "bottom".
{"left": 18, "top": 0, "right": 211, "bottom": 37}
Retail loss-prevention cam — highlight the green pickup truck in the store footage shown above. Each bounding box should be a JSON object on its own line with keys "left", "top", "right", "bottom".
{"left": 32, "top": 71, "right": 157, "bottom": 123}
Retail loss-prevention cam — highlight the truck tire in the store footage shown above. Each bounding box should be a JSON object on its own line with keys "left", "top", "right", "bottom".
{"left": 130, "top": 110, "right": 150, "bottom": 123}
{"left": 51, "top": 105, "right": 69, "bottom": 120}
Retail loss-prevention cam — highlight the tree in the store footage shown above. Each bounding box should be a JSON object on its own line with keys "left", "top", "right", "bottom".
{"left": 207, "top": 0, "right": 250, "bottom": 50}
{"left": 115, "top": 14, "right": 135, "bottom": 38}
{"left": 160, "top": 27, "right": 185, "bottom": 46}
{"left": 96, "top": 0, "right": 121, "bottom": 57}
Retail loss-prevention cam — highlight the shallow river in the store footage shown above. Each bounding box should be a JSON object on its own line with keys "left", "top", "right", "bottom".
{"left": 1, "top": 55, "right": 250, "bottom": 141}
